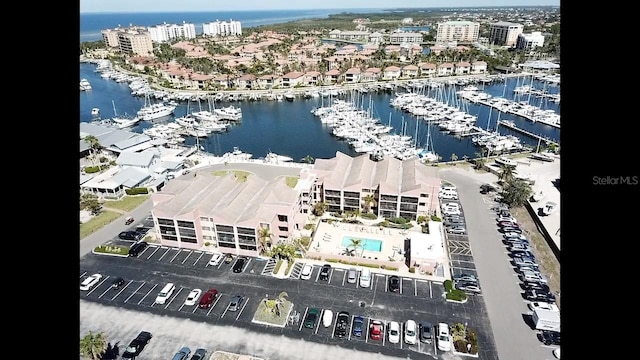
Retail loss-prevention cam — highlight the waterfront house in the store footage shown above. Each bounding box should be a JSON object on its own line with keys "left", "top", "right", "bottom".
{"left": 344, "top": 67, "right": 362, "bottom": 83}
{"left": 369, "top": 31, "right": 384, "bottom": 44}
{"left": 418, "top": 62, "right": 437, "bottom": 77}
{"left": 212, "top": 74, "right": 232, "bottom": 89}
{"left": 437, "top": 63, "right": 455, "bottom": 76}
{"left": 454, "top": 61, "right": 471, "bottom": 75}
{"left": 190, "top": 73, "right": 215, "bottom": 89}
{"left": 236, "top": 74, "right": 257, "bottom": 90}
{"left": 383, "top": 66, "right": 401, "bottom": 80}
{"left": 405, "top": 44, "right": 424, "bottom": 58}
{"left": 81, "top": 166, "right": 152, "bottom": 200}
{"left": 281, "top": 71, "right": 305, "bottom": 88}
{"left": 324, "top": 69, "right": 341, "bottom": 84}
{"left": 257, "top": 74, "right": 280, "bottom": 89}
{"left": 429, "top": 45, "right": 446, "bottom": 55}
{"left": 471, "top": 61, "right": 488, "bottom": 74}
{"left": 324, "top": 55, "right": 345, "bottom": 70}
{"left": 361, "top": 67, "right": 382, "bottom": 82}
{"left": 303, "top": 71, "right": 322, "bottom": 86}
{"left": 401, "top": 65, "right": 419, "bottom": 78}
{"left": 388, "top": 31, "right": 423, "bottom": 44}
{"left": 384, "top": 45, "right": 402, "bottom": 56}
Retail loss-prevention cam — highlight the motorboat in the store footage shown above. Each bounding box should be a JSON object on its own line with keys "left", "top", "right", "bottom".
{"left": 80, "top": 78, "right": 92, "bottom": 91}
{"left": 495, "top": 156, "right": 518, "bottom": 167}
{"left": 223, "top": 146, "right": 252, "bottom": 160}
{"left": 530, "top": 152, "right": 555, "bottom": 162}
{"left": 284, "top": 92, "right": 295, "bottom": 101}
{"left": 264, "top": 152, "right": 293, "bottom": 163}
{"left": 91, "top": 108, "right": 100, "bottom": 116}
{"left": 213, "top": 105, "right": 242, "bottom": 121}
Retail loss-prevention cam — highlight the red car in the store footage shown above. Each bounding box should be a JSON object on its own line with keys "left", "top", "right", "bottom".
{"left": 125, "top": 216, "right": 134, "bottom": 225}
{"left": 370, "top": 320, "right": 383, "bottom": 341}
{"left": 198, "top": 289, "right": 219, "bottom": 309}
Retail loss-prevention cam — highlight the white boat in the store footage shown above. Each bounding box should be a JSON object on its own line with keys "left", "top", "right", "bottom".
{"left": 91, "top": 108, "right": 100, "bottom": 116}
{"left": 80, "top": 78, "right": 92, "bottom": 91}
{"left": 213, "top": 105, "right": 242, "bottom": 121}
{"left": 276, "top": 94, "right": 284, "bottom": 102}
{"left": 284, "top": 92, "right": 295, "bottom": 101}
{"left": 530, "top": 190, "right": 545, "bottom": 202}
{"left": 223, "top": 146, "right": 252, "bottom": 160}
{"left": 495, "top": 156, "right": 518, "bottom": 167}
{"left": 264, "top": 152, "right": 293, "bottom": 163}
{"left": 530, "top": 152, "right": 554, "bottom": 162}
{"left": 137, "top": 94, "right": 176, "bottom": 121}
{"left": 109, "top": 100, "right": 141, "bottom": 128}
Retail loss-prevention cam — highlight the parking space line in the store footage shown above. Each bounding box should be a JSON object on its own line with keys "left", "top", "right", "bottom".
{"left": 236, "top": 297, "right": 249, "bottom": 320}
{"left": 87, "top": 276, "right": 109, "bottom": 296}
{"left": 315, "top": 268, "right": 321, "bottom": 282}
{"left": 414, "top": 279, "right": 418, "bottom": 297}
{"left": 365, "top": 318, "right": 370, "bottom": 342}
{"left": 315, "top": 309, "right": 323, "bottom": 334}
{"left": 192, "top": 251, "right": 204, "bottom": 266}
{"left": 348, "top": 315, "right": 354, "bottom": 341}
{"left": 433, "top": 336, "right": 437, "bottom": 356}
{"left": 331, "top": 314, "right": 338, "bottom": 339}
{"left": 217, "top": 259, "right": 224, "bottom": 269}
{"left": 111, "top": 280, "right": 133, "bottom": 301}
{"left": 138, "top": 284, "right": 157, "bottom": 305}
{"left": 207, "top": 294, "right": 223, "bottom": 316}
{"left": 356, "top": 271, "right": 361, "bottom": 288}
{"left": 98, "top": 285, "right": 111, "bottom": 299}
{"left": 125, "top": 282, "right": 145, "bottom": 303}
{"left": 79, "top": 271, "right": 87, "bottom": 279}
{"left": 178, "top": 302, "right": 185, "bottom": 311}
{"left": 399, "top": 278, "right": 403, "bottom": 294}
{"left": 429, "top": 282, "right": 433, "bottom": 298}
{"left": 181, "top": 250, "right": 193, "bottom": 264}
{"left": 341, "top": 271, "right": 346, "bottom": 286}
{"left": 158, "top": 248, "right": 171, "bottom": 261}
{"left": 382, "top": 321, "right": 386, "bottom": 346}
{"left": 299, "top": 307, "right": 308, "bottom": 331}
{"left": 327, "top": 269, "right": 334, "bottom": 283}
{"left": 164, "top": 287, "right": 183, "bottom": 309}
{"left": 146, "top": 246, "right": 160, "bottom": 259}
{"left": 400, "top": 322, "right": 403, "bottom": 349}
{"left": 243, "top": 258, "right": 252, "bottom": 272}
{"left": 169, "top": 249, "right": 181, "bottom": 263}
{"left": 384, "top": 275, "right": 388, "bottom": 292}
{"left": 220, "top": 302, "right": 230, "bottom": 318}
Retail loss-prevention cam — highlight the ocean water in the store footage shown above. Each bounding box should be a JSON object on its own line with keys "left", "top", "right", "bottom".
{"left": 80, "top": 62, "right": 560, "bottom": 162}
{"left": 80, "top": 9, "right": 383, "bottom": 42}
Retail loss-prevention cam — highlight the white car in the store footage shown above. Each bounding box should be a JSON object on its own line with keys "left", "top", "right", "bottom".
{"left": 184, "top": 289, "right": 202, "bottom": 306}
{"left": 437, "top": 323, "right": 452, "bottom": 351}
{"left": 208, "top": 252, "right": 224, "bottom": 266}
{"left": 80, "top": 273, "right": 102, "bottom": 291}
{"left": 388, "top": 321, "right": 400, "bottom": 344}
{"left": 300, "top": 264, "right": 313, "bottom": 280}
{"left": 528, "top": 301, "right": 559, "bottom": 312}
{"left": 442, "top": 208, "right": 461, "bottom": 216}
{"left": 404, "top": 320, "right": 417, "bottom": 345}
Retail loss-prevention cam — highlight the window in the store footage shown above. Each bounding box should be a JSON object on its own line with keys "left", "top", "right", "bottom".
{"left": 203, "top": 235, "right": 213, "bottom": 240}
{"left": 277, "top": 215, "right": 288, "bottom": 222}
{"left": 157, "top": 218, "right": 174, "bottom": 226}
{"left": 202, "top": 226, "right": 212, "bottom": 231}
{"left": 278, "top": 226, "right": 288, "bottom": 232}
{"left": 216, "top": 224, "right": 234, "bottom": 233}
{"left": 177, "top": 220, "right": 194, "bottom": 228}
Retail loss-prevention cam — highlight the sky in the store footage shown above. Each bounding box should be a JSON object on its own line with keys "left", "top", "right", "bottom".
{"left": 80, "top": 0, "right": 560, "bottom": 13}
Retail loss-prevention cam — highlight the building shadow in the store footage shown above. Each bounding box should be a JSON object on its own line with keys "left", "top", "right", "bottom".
{"left": 101, "top": 341, "right": 120, "bottom": 360}
{"left": 521, "top": 313, "right": 536, "bottom": 330}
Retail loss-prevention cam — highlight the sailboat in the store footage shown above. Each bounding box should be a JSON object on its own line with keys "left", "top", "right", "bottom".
{"left": 418, "top": 116, "right": 439, "bottom": 163}
{"left": 110, "top": 100, "right": 141, "bottom": 129}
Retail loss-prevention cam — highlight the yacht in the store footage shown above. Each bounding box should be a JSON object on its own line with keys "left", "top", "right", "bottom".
{"left": 264, "top": 152, "right": 294, "bottom": 163}
{"left": 223, "top": 146, "right": 252, "bottom": 161}
{"left": 91, "top": 108, "right": 100, "bottom": 116}
{"left": 80, "top": 78, "right": 92, "bottom": 91}
{"left": 137, "top": 95, "right": 176, "bottom": 121}
{"left": 284, "top": 92, "right": 295, "bottom": 101}
{"left": 495, "top": 156, "right": 518, "bottom": 167}
{"left": 214, "top": 105, "right": 242, "bottom": 121}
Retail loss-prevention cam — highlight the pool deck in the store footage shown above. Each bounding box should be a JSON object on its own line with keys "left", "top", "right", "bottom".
{"left": 307, "top": 220, "right": 450, "bottom": 282}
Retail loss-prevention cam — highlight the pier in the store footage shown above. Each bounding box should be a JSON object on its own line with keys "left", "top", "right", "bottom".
{"left": 499, "top": 121, "right": 559, "bottom": 146}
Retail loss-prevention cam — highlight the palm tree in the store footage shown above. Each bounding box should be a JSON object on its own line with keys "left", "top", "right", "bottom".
{"left": 257, "top": 227, "right": 273, "bottom": 255}
{"left": 349, "top": 238, "right": 363, "bottom": 257}
{"left": 80, "top": 331, "right": 107, "bottom": 360}
{"left": 83, "top": 135, "right": 102, "bottom": 165}
{"left": 362, "top": 194, "right": 377, "bottom": 213}
{"left": 312, "top": 202, "right": 328, "bottom": 216}
{"left": 500, "top": 179, "right": 533, "bottom": 207}
{"left": 302, "top": 155, "right": 315, "bottom": 164}
{"left": 498, "top": 165, "right": 515, "bottom": 183}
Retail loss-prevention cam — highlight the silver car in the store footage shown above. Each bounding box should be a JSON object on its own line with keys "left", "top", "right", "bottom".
{"left": 347, "top": 268, "right": 357, "bottom": 284}
{"left": 228, "top": 295, "right": 244, "bottom": 312}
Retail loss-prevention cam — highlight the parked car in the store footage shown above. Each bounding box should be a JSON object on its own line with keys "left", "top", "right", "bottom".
{"left": 437, "top": 323, "right": 452, "bottom": 351}
{"left": 190, "top": 348, "right": 207, "bottom": 360}
{"left": 184, "top": 288, "right": 202, "bottom": 306}
{"left": 198, "top": 289, "right": 219, "bottom": 309}
{"left": 453, "top": 273, "right": 478, "bottom": 283}
{"left": 524, "top": 289, "right": 556, "bottom": 302}
{"left": 540, "top": 330, "right": 561, "bottom": 345}
{"left": 510, "top": 249, "right": 535, "bottom": 258}
{"left": 322, "top": 309, "right": 333, "bottom": 328}
{"left": 456, "top": 281, "right": 482, "bottom": 294}
{"left": 498, "top": 221, "right": 519, "bottom": 228}
{"left": 208, "top": 252, "right": 224, "bottom": 266}
{"left": 228, "top": 295, "right": 244, "bottom": 311}
{"left": 444, "top": 220, "right": 465, "bottom": 227}
{"left": 111, "top": 277, "right": 125, "bottom": 289}
{"left": 353, "top": 316, "right": 365, "bottom": 337}
{"left": 300, "top": 264, "right": 313, "bottom": 280}
{"left": 388, "top": 275, "right": 400, "bottom": 293}
{"left": 442, "top": 208, "right": 462, "bottom": 216}
{"left": 232, "top": 257, "right": 246, "bottom": 273}
{"left": 359, "top": 268, "right": 371, "bottom": 288}
{"left": 501, "top": 227, "right": 522, "bottom": 234}
{"left": 419, "top": 321, "right": 433, "bottom": 343}
{"left": 522, "top": 281, "right": 550, "bottom": 293}
{"left": 347, "top": 268, "right": 358, "bottom": 283}
{"left": 447, "top": 226, "right": 466, "bottom": 235}
{"left": 404, "top": 320, "right": 417, "bottom": 345}
{"left": 122, "top": 331, "right": 152, "bottom": 358}
{"left": 388, "top": 321, "right": 400, "bottom": 344}
{"left": 334, "top": 311, "right": 350, "bottom": 338}
{"left": 119, "top": 231, "right": 142, "bottom": 241}
{"left": 80, "top": 273, "right": 102, "bottom": 291}
{"left": 128, "top": 241, "right": 148, "bottom": 257}
{"left": 528, "top": 301, "right": 559, "bottom": 312}
{"left": 319, "top": 264, "right": 331, "bottom": 281}
{"left": 304, "top": 308, "right": 319, "bottom": 329}
{"left": 171, "top": 346, "right": 191, "bottom": 360}
{"left": 497, "top": 215, "right": 517, "bottom": 223}
{"left": 480, "top": 183, "right": 498, "bottom": 194}
{"left": 369, "top": 320, "right": 384, "bottom": 341}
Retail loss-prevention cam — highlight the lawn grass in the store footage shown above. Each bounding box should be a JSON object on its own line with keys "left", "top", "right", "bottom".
{"left": 251, "top": 299, "right": 293, "bottom": 327}
{"left": 104, "top": 195, "right": 149, "bottom": 211}
{"left": 511, "top": 206, "right": 561, "bottom": 308}
{"left": 285, "top": 176, "right": 298, "bottom": 188}
{"left": 94, "top": 244, "right": 129, "bottom": 256}
{"left": 212, "top": 170, "right": 250, "bottom": 182}
{"left": 80, "top": 210, "right": 120, "bottom": 239}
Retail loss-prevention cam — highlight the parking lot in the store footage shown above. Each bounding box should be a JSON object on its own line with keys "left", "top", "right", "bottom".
{"left": 80, "top": 242, "right": 498, "bottom": 359}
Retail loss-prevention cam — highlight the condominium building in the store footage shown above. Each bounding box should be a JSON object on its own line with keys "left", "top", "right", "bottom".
{"left": 388, "top": 32, "right": 423, "bottom": 45}
{"left": 148, "top": 21, "right": 196, "bottom": 42}
{"left": 516, "top": 31, "right": 545, "bottom": 51}
{"left": 203, "top": 19, "right": 242, "bottom": 37}
{"left": 489, "top": 21, "right": 523, "bottom": 47}
{"left": 435, "top": 21, "right": 480, "bottom": 43}
{"left": 117, "top": 30, "right": 154, "bottom": 56}
{"left": 101, "top": 25, "right": 147, "bottom": 48}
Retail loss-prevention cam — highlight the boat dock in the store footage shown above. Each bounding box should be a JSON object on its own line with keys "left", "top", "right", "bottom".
{"left": 499, "top": 121, "right": 559, "bottom": 146}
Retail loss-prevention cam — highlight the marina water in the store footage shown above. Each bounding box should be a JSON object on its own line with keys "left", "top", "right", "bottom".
{"left": 80, "top": 62, "right": 560, "bottom": 162}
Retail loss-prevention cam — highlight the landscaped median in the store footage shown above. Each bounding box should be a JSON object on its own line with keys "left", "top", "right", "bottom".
{"left": 443, "top": 280, "right": 468, "bottom": 303}
{"left": 251, "top": 292, "right": 293, "bottom": 328}
{"left": 451, "top": 322, "right": 480, "bottom": 357}
{"left": 92, "top": 244, "right": 129, "bottom": 257}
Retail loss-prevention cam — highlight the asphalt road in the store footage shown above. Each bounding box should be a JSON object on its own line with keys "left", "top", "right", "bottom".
{"left": 439, "top": 167, "right": 557, "bottom": 360}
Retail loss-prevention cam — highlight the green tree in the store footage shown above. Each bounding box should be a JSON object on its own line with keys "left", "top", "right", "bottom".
{"left": 348, "top": 238, "right": 363, "bottom": 256}
{"left": 312, "top": 202, "right": 328, "bottom": 216}
{"left": 80, "top": 331, "right": 107, "bottom": 360}
{"left": 362, "top": 194, "right": 377, "bottom": 214}
{"left": 500, "top": 179, "right": 533, "bottom": 208}
{"left": 83, "top": 135, "right": 102, "bottom": 165}
{"left": 302, "top": 155, "right": 315, "bottom": 164}
{"left": 498, "top": 164, "right": 515, "bottom": 184}
{"left": 257, "top": 226, "right": 273, "bottom": 255}
{"left": 80, "top": 193, "right": 102, "bottom": 215}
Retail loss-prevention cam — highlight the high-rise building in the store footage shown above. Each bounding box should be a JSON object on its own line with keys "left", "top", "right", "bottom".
{"left": 203, "top": 19, "right": 242, "bottom": 37}
{"left": 435, "top": 21, "right": 479, "bottom": 43}
{"left": 148, "top": 21, "right": 196, "bottom": 42}
{"left": 489, "top": 22, "right": 524, "bottom": 47}
{"left": 117, "top": 30, "right": 154, "bottom": 56}
{"left": 516, "top": 31, "right": 545, "bottom": 51}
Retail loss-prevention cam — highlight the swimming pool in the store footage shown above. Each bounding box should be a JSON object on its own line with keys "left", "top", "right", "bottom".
{"left": 341, "top": 237, "right": 383, "bottom": 252}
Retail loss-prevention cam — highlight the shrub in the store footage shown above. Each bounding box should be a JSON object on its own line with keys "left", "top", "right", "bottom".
{"left": 446, "top": 289, "right": 467, "bottom": 302}
{"left": 360, "top": 213, "right": 377, "bottom": 220}
{"left": 444, "top": 280, "right": 453, "bottom": 291}
{"left": 325, "top": 258, "right": 339, "bottom": 263}
{"left": 388, "top": 217, "right": 409, "bottom": 224}
{"left": 125, "top": 187, "right": 149, "bottom": 195}
{"left": 417, "top": 215, "right": 428, "bottom": 224}
{"left": 430, "top": 215, "right": 441, "bottom": 222}
{"left": 453, "top": 340, "right": 467, "bottom": 352}
{"left": 303, "top": 223, "right": 315, "bottom": 230}
{"left": 93, "top": 244, "right": 129, "bottom": 255}
{"left": 99, "top": 156, "right": 109, "bottom": 163}
{"left": 273, "top": 259, "right": 283, "bottom": 274}
{"left": 84, "top": 165, "right": 105, "bottom": 173}
{"left": 409, "top": 267, "right": 416, "bottom": 273}
{"left": 357, "top": 263, "right": 381, "bottom": 268}
{"left": 380, "top": 265, "right": 398, "bottom": 271}
{"left": 204, "top": 241, "right": 211, "bottom": 246}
